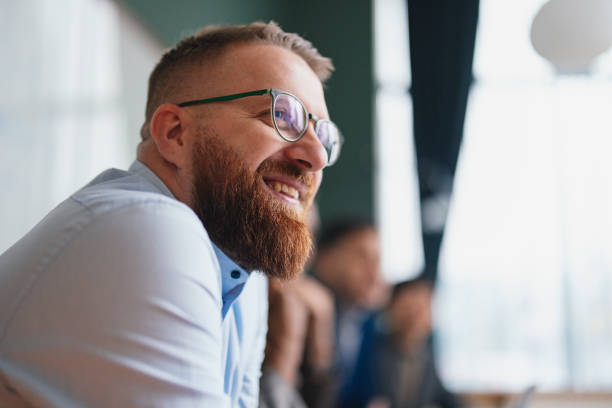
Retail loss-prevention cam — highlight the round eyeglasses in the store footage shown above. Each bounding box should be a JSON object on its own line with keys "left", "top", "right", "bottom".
{"left": 177, "top": 88, "right": 343, "bottom": 166}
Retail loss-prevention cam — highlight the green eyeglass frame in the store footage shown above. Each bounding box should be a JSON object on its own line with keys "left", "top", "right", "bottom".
{"left": 177, "top": 88, "right": 343, "bottom": 166}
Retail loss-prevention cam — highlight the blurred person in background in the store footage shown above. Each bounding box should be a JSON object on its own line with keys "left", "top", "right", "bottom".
{"left": 313, "top": 218, "right": 389, "bottom": 406}
{"left": 345, "top": 278, "right": 464, "bottom": 408}
{"left": 261, "top": 274, "right": 337, "bottom": 408}
{"left": 260, "top": 204, "right": 338, "bottom": 408}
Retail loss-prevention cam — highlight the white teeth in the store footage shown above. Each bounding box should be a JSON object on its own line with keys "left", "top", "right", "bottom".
{"left": 287, "top": 186, "right": 298, "bottom": 199}
{"left": 266, "top": 181, "right": 299, "bottom": 200}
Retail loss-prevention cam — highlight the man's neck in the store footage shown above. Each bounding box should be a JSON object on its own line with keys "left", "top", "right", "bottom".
{"left": 137, "top": 141, "right": 192, "bottom": 208}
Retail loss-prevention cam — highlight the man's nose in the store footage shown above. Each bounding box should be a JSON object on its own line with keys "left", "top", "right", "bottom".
{"left": 283, "top": 126, "right": 328, "bottom": 172}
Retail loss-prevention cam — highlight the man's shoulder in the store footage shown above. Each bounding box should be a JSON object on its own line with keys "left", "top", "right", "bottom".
{"left": 64, "top": 173, "right": 215, "bottom": 270}
{"left": 48, "top": 167, "right": 209, "bottom": 257}
{"left": 0, "top": 166, "right": 216, "bottom": 302}
{"left": 0, "top": 168, "right": 224, "bottom": 356}
{"left": 70, "top": 168, "right": 190, "bottom": 220}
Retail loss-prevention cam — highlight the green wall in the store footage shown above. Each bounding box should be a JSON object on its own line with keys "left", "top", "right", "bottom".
{"left": 119, "top": 0, "right": 374, "bottom": 225}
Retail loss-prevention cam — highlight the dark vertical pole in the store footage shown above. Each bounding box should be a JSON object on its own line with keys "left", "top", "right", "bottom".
{"left": 408, "top": 0, "right": 479, "bottom": 281}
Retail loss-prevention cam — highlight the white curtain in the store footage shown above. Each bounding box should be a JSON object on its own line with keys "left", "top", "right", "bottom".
{"left": 0, "top": 0, "right": 162, "bottom": 253}
{"left": 436, "top": 0, "right": 612, "bottom": 391}
{"left": 374, "top": 0, "right": 424, "bottom": 283}
{"left": 375, "top": 0, "right": 612, "bottom": 392}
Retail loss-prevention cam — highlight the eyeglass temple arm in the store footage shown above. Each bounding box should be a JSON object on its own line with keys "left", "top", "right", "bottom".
{"left": 177, "top": 89, "right": 271, "bottom": 107}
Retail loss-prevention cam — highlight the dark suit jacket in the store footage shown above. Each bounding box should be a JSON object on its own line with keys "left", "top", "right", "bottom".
{"left": 341, "top": 315, "right": 463, "bottom": 408}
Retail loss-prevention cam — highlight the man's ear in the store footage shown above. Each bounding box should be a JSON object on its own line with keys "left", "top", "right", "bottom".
{"left": 149, "top": 103, "right": 191, "bottom": 169}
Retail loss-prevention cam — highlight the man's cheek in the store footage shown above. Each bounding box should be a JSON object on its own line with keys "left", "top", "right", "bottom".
{"left": 313, "top": 173, "right": 323, "bottom": 194}
{"left": 305, "top": 174, "right": 323, "bottom": 204}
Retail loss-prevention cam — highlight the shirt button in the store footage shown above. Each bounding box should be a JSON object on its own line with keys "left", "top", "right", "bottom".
{"left": 231, "top": 270, "right": 241, "bottom": 279}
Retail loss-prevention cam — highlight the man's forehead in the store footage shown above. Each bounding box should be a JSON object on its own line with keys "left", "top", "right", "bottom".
{"left": 197, "top": 43, "right": 328, "bottom": 115}
{"left": 213, "top": 43, "right": 310, "bottom": 78}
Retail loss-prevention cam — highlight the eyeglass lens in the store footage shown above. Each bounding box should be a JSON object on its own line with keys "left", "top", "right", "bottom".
{"left": 316, "top": 120, "right": 340, "bottom": 165}
{"left": 273, "top": 93, "right": 307, "bottom": 141}
{"left": 272, "top": 92, "right": 340, "bottom": 165}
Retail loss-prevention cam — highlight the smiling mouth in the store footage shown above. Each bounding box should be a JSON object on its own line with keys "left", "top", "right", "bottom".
{"left": 264, "top": 180, "right": 300, "bottom": 200}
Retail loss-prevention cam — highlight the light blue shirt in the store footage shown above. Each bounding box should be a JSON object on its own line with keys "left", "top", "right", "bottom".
{"left": 0, "top": 161, "right": 268, "bottom": 407}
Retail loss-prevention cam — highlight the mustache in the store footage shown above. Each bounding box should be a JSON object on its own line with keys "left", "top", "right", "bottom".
{"left": 257, "top": 160, "right": 316, "bottom": 195}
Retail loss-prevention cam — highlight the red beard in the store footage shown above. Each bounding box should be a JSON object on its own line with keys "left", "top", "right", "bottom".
{"left": 191, "top": 132, "right": 314, "bottom": 280}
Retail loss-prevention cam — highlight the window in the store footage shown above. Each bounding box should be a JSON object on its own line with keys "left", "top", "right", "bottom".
{"left": 374, "top": 0, "right": 424, "bottom": 283}
{"left": 375, "top": 0, "right": 612, "bottom": 391}
{"left": 0, "top": 0, "right": 163, "bottom": 253}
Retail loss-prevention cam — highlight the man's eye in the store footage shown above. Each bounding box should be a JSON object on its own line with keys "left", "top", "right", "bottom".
{"left": 274, "top": 110, "right": 286, "bottom": 121}
{"left": 275, "top": 109, "right": 296, "bottom": 126}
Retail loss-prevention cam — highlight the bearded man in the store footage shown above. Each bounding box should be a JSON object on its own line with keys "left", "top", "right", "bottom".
{"left": 0, "top": 21, "right": 342, "bottom": 407}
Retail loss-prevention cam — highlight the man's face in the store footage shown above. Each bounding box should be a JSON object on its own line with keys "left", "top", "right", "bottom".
{"left": 184, "top": 44, "right": 330, "bottom": 279}
{"left": 317, "top": 228, "right": 388, "bottom": 308}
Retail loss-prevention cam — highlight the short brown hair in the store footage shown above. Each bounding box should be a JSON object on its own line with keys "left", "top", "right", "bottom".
{"left": 142, "top": 21, "right": 334, "bottom": 139}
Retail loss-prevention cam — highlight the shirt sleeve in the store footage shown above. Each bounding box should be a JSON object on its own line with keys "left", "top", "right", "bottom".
{"left": 1, "top": 201, "right": 230, "bottom": 407}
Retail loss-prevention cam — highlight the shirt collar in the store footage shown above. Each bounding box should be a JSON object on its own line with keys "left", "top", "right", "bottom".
{"left": 212, "top": 245, "right": 250, "bottom": 318}
{"left": 128, "top": 160, "right": 175, "bottom": 199}
{"left": 128, "top": 160, "right": 251, "bottom": 318}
